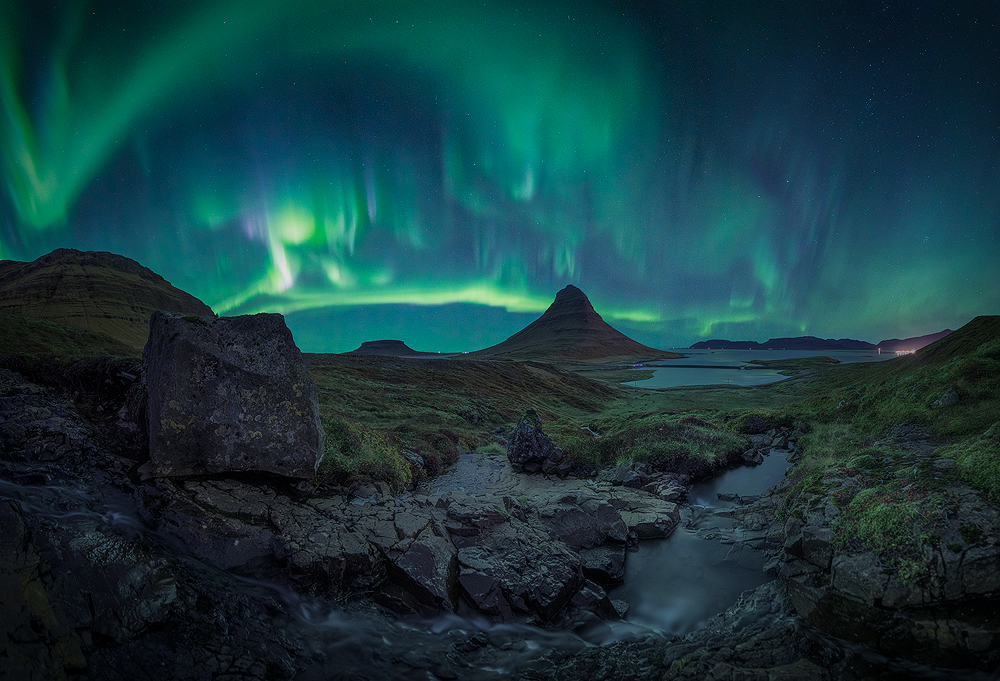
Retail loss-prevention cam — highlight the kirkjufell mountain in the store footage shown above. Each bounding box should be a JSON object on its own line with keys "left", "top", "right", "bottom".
{"left": 471, "top": 285, "right": 682, "bottom": 361}
{"left": 0, "top": 249, "right": 214, "bottom": 348}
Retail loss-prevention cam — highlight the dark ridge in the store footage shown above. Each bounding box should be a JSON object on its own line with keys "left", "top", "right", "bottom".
{"left": 878, "top": 328, "right": 954, "bottom": 352}
{"left": 0, "top": 248, "right": 214, "bottom": 348}
{"left": 912, "top": 317, "right": 997, "bottom": 364}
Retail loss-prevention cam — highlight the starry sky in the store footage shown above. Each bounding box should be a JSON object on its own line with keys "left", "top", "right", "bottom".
{"left": 1, "top": 1, "right": 998, "bottom": 352}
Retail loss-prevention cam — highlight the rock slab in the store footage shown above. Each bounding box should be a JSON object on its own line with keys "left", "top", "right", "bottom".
{"left": 143, "top": 311, "right": 324, "bottom": 478}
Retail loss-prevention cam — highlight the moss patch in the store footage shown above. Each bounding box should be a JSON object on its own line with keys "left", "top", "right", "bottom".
{"left": 0, "top": 313, "right": 139, "bottom": 357}
{"left": 942, "top": 422, "right": 1000, "bottom": 504}
{"left": 317, "top": 416, "right": 413, "bottom": 492}
{"left": 563, "top": 411, "right": 747, "bottom": 475}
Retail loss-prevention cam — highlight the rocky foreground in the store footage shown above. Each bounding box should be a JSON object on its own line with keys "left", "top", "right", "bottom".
{"left": 3, "top": 357, "right": 999, "bottom": 680}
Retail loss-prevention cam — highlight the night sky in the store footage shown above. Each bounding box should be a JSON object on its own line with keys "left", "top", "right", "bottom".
{"left": 2, "top": 1, "right": 998, "bottom": 352}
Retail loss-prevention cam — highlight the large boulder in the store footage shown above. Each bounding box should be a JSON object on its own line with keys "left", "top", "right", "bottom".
{"left": 143, "top": 311, "right": 324, "bottom": 478}
{"left": 507, "top": 408, "right": 558, "bottom": 472}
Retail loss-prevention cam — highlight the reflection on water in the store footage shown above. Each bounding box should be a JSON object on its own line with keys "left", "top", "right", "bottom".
{"left": 635, "top": 348, "right": 899, "bottom": 388}
{"left": 611, "top": 452, "right": 790, "bottom": 636}
{"left": 688, "top": 451, "right": 790, "bottom": 506}
{"left": 610, "top": 508, "right": 769, "bottom": 636}
{"left": 641, "top": 367, "right": 788, "bottom": 388}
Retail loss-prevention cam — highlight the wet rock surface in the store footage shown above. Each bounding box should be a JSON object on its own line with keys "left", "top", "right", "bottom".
{"left": 776, "top": 470, "right": 1000, "bottom": 668}
{"left": 726, "top": 432, "right": 1000, "bottom": 674}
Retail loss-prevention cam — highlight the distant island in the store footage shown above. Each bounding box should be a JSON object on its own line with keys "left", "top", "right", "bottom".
{"left": 691, "top": 329, "right": 953, "bottom": 352}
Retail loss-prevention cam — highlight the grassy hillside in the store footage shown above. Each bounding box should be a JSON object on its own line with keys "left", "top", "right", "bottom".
{"left": 0, "top": 312, "right": 140, "bottom": 357}
{"left": 770, "top": 316, "right": 1000, "bottom": 566}
{"left": 307, "top": 354, "right": 623, "bottom": 489}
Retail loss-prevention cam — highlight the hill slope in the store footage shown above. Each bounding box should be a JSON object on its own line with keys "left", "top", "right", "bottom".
{"left": 470, "top": 285, "right": 682, "bottom": 361}
{"left": 0, "top": 249, "right": 213, "bottom": 348}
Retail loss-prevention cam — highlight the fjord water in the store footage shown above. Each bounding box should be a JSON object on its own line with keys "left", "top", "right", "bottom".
{"left": 640, "top": 347, "right": 898, "bottom": 388}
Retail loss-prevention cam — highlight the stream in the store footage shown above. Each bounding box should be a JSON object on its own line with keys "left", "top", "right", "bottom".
{"left": 4, "top": 448, "right": 993, "bottom": 679}
{"left": 0, "top": 450, "right": 792, "bottom": 674}
{"left": 611, "top": 450, "right": 790, "bottom": 635}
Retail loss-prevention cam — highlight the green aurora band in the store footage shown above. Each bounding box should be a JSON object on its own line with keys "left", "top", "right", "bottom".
{"left": 1, "top": 1, "right": 998, "bottom": 351}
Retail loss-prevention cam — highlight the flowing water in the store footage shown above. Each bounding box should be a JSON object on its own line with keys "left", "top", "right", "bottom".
{"left": 3, "top": 457, "right": 991, "bottom": 679}
{"left": 610, "top": 451, "right": 791, "bottom": 635}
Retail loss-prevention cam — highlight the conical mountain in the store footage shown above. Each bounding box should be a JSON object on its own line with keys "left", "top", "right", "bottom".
{"left": 0, "top": 248, "right": 214, "bottom": 348}
{"left": 471, "top": 285, "right": 682, "bottom": 361}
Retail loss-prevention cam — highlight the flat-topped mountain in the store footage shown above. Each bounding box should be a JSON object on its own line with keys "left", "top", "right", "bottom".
{"left": 0, "top": 248, "right": 214, "bottom": 348}
{"left": 346, "top": 340, "right": 444, "bottom": 357}
{"left": 470, "top": 285, "right": 682, "bottom": 361}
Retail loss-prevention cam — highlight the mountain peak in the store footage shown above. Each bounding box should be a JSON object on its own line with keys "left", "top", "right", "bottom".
{"left": 471, "top": 286, "right": 681, "bottom": 361}
{"left": 552, "top": 284, "right": 590, "bottom": 305}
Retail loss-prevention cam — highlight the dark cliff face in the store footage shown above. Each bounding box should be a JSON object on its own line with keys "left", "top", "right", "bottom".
{"left": 472, "top": 285, "right": 681, "bottom": 361}
{"left": 0, "top": 248, "right": 213, "bottom": 348}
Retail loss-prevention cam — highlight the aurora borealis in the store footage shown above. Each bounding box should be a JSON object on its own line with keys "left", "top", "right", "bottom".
{"left": 1, "top": 1, "right": 998, "bottom": 352}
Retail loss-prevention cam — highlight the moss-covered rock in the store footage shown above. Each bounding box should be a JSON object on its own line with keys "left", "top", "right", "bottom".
{"left": 143, "top": 310, "right": 324, "bottom": 479}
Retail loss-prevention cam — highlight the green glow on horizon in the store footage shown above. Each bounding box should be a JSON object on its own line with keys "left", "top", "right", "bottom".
{"left": 2, "top": 1, "right": 998, "bottom": 351}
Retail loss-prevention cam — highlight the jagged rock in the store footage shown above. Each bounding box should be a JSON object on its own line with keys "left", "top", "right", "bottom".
{"left": 458, "top": 571, "right": 512, "bottom": 619}
{"left": 506, "top": 408, "right": 556, "bottom": 471}
{"left": 536, "top": 493, "right": 628, "bottom": 550}
{"left": 456, "top": 520, "right": 583, "bottom": 621}
{"left": 643, "top": 476, "right": 689, "bottom": 503}
{"left": 580, "top": 545, "right": 627, "bottom": 586}
{"left": 831, "top": 552, "right": 888, "bottom": 606}
{"left": 622, "top": 470, "right": 644, "bottom": 488}
{"left": 619, "top": 505, "right": 680, "bottom": 539}
{"left": 143, "top": 311, "right": 324, "bottom": 479}
{"left": 568, "top": 579, "right": 619, "bottom": 620}
{"left": 390, "top": 527, "right": 459, "bottom": 611}
{"left": 931, "top": 387, "right": 960, "bottom": 409}
{"left": 778, "top": 464, "right": 1000, "bottom": 669}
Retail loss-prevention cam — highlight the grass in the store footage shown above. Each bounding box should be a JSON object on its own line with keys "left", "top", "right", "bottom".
{"left": 769, "top": 318, "right": 1000, "bottom": 574}
{"left": 306, "top": 354, "right": 621, "bottom": 488}
{"left": 944, "top": 422, "right": 1000, "bottom": 504}
{"left": 0, "top": 312, "right": 140, "bottom": 357}
{"left": 306, "top": 318, "right": 1000, "bottom": 493}
{"left": 476, "top": 442, "right": 506, "bottom": 456}
{"left": 317, "top": 415, "right": 413, "bottom": 492}
{"left": 560, "top": 412, "right": 749, "bottom": 476}
{"left": 8, "top": 301, "right": 997, "bottom": 528}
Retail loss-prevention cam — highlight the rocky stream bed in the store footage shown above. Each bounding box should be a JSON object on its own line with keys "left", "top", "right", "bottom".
{"left": 2, "top": 364, "right": 999, "bottom": 680}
